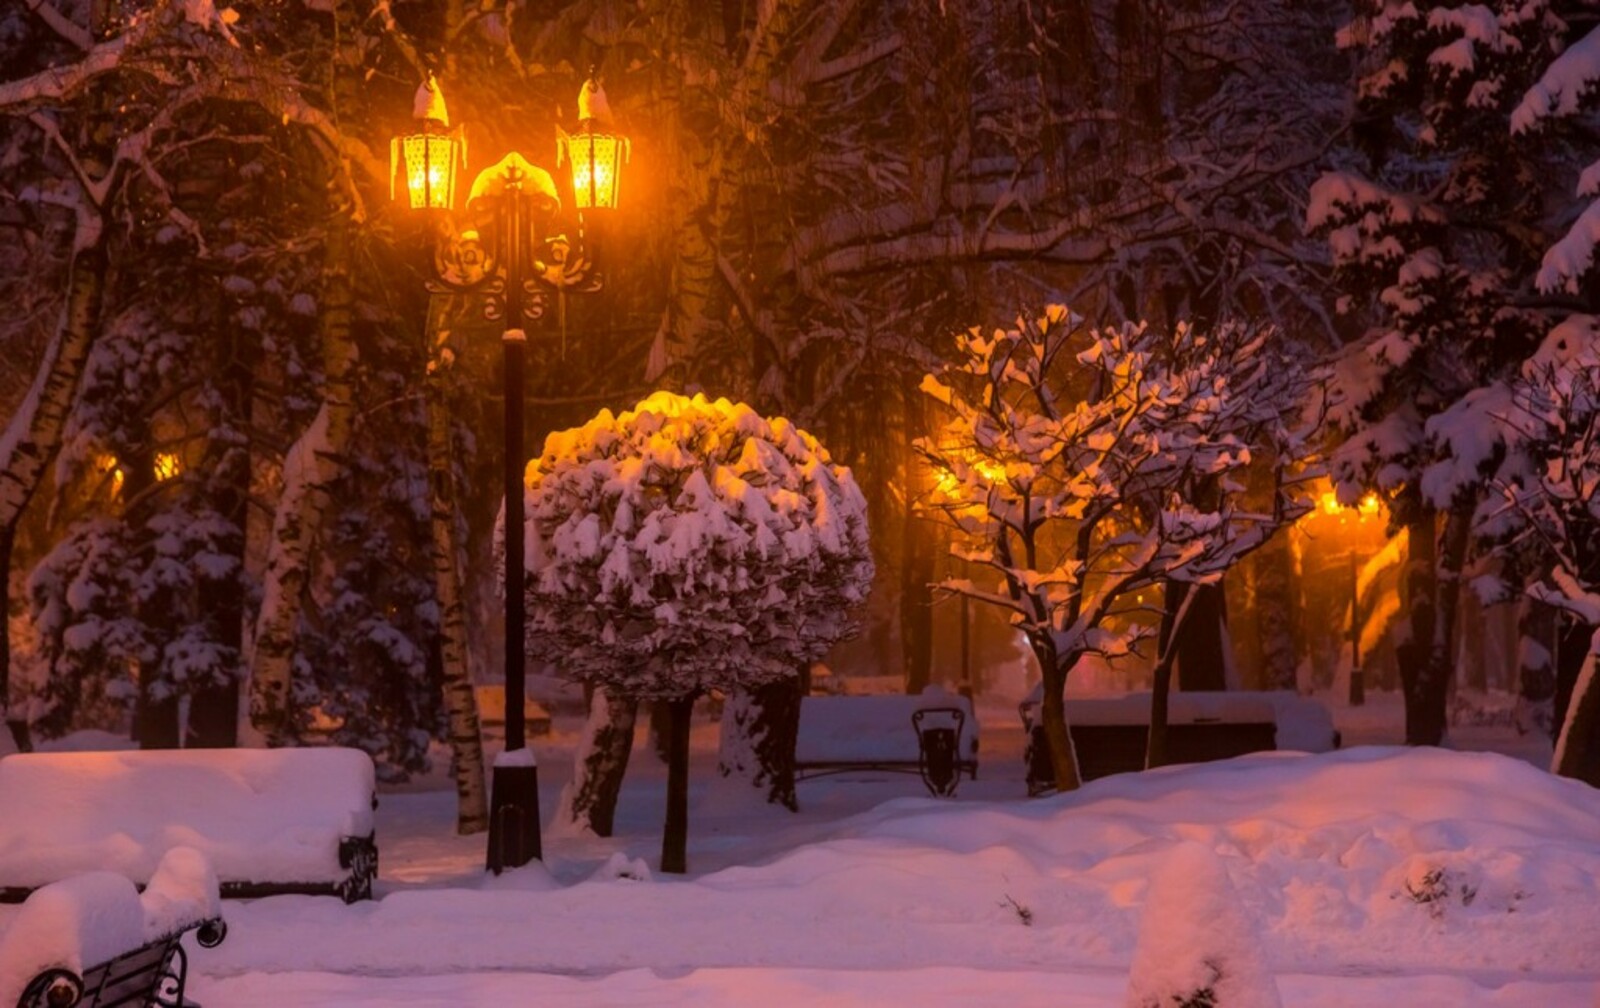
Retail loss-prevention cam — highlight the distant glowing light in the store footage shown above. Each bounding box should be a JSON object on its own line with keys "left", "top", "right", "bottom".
{"left": 1315, "top": 490, "right": 1382, "bottom": 523}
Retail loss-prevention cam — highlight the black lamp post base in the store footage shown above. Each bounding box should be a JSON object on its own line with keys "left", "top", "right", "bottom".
{"left": 486, "top": 762, "right": 542, "bottom": 873}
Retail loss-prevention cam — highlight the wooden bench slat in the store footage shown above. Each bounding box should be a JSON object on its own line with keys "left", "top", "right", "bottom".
{"left": 82, "top": 941, "right": 170, "bottom": 1007}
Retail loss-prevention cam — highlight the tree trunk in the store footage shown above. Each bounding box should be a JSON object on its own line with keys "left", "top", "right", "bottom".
{"left": 1038, "top": 648, "right": 1083, "bottom": 792}
{"left": 555, "top": 684, "right": 637, "bottom": 837}
{"left": 1175, "top": 581, "right": 1229, "bottom": 691}
{"left": 1515, "top": 596, "right": 1557, "bottom": 739}
{"left": 1553, "top": 612, "right": 1594, "bottom": 735}
{"left": 660, "top": 693, "right": 695, "bottom": 874}
{"left": 1412, "top": 504, "right": 1471, "bottom": 744}
{"left": 1552, "top": 632, "right": 1600, "bottom": 788}
{"left": 1254, "top": 531, "right": 1299, "bottom": 691}
{"left": 122, "top": 438, "right": 181, "bottom": 751}
{"left": 0, "top": 227, "right": 108, "bottom": 751}
{"left": 426, "top": 346, "right": 488, "bottom": 834}
{"left": 187, "top": 332, "right": 254, "bottom": 748}
{"left": 716, "top": 676, "right": 802, "bottom": 810}
{"left": 1398, "top": 507, "right": 1441, "bottom": 744}
{"left": 1, "top": 526, "right": 28, "bottom": 752}
{"left": 248, "top": 218, "right": 359, "bottom": 745}
{"left": 1147, "top": 581, "right": 1190, "bottom": 769}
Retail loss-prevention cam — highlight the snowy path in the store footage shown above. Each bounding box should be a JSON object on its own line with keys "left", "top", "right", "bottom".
{"left": 190, "top": 965, "right": 1591, "bottom": 1007}
{"left": 7, "top": 695, "right": 1600, "bottom": 1006}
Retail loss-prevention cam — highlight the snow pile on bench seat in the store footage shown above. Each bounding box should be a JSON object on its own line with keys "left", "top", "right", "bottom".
{"left": 0, "top": 748, "right": 374, "bottom": 891}
{"left": 797, "top": 687, "right": 977, "bottom": 765}
{"left": 0, "top": 847, "right": 220, "bottom": 1006}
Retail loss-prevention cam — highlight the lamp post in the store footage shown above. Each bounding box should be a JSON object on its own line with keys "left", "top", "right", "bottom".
{"left": 394, "top": 72, "right": 627, "bottom": 873}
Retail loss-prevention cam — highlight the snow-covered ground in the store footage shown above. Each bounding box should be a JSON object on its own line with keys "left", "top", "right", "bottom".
{"left": 3, "top": 691, "right": 1598, "bottom": 1006}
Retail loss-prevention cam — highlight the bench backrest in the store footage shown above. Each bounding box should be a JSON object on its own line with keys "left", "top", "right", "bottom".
{"left": 798, "top": 690, "right": 978, "bottom": 764}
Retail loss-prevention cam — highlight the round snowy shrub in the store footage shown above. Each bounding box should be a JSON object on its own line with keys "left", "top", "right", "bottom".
{"left": 520, "top": 391, "right": 873, "bottom": 698}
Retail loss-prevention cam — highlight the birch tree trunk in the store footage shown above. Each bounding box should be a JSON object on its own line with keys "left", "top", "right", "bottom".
{"left": 0, "top": 224, "right": 109, "bottom": 751}
{"left": 716, "top": 677, "right": 801, "bottom": 810}
{"left": 554, "top": 684, "right": 638, "bottom": 837}
{"left": 1553, "top": 634, "right": 1600, "bottom": 787}
{"left": 426, "top": 347, "right": 488, "bottom": 834}
{"left": 248, "top": 218, "right": 358, "bottom": 745}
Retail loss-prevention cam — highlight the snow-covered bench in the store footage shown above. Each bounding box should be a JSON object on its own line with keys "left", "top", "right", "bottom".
{"left": 1021, "top": 690, "right": 1339, "bottom": 793}
{"left": 0, "top": 847, "right": 226, "bottom": 1008}
{"left": 796, "top": 687, "right": 979, "bottom": 796}
{"left": 0, "top": 747, "right": 378, "bottom": 905}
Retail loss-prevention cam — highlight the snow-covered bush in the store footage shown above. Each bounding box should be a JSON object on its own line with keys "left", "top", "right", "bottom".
{"left": 523, "top": 390, "right": 872, "bottom": 695}
{"left": 522, "top": 391, "right": 872, "bottom": 868}
{"left": 1125, "top": 842, "right": 1281, "bottom": 1008}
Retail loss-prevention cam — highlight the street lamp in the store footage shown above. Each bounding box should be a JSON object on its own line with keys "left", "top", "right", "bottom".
{"left": 394, "top": 72, "right": 627, "bottom": 874}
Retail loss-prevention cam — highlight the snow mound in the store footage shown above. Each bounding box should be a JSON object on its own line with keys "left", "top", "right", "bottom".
{"left": 1125, "top": 841, "right": 1280, "bottom": 1008}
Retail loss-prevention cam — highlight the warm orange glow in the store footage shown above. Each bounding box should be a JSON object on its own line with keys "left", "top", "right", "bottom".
{"left": 559, "top": 130, "right": 628, "bottom": 211}
{"left": 153, "top": 453, "right": 180, "bottom": 481}
{"left": 393, "top": 130, "right": 464, "bottom": 211}
{"left": 1317, "top": 490, "right": 1381, "bottom": 521}
{"left": 99, "top": 454, "right": 124, "bottom": 496}
{"left": 934, "top": 455, "right": 1007, "bottom": 498}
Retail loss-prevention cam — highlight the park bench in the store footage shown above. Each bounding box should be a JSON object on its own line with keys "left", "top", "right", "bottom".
{"left": 1021, "top": 689, "right": 1339, "bottom": 794}
{"left": 0, "top": 848, "right": 227, "bottom": 1008}
{"left": 0, "top": 747, "right": 378, "bottom": 904}
{"left": 796, "top": 686, "right": 979, "bottom": 796}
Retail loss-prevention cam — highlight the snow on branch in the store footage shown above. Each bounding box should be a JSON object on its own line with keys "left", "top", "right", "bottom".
{"left": 1512, "top": 25, "right": 1600, "bottom": 133}
{"left": 918, "top": 304, "right": 1318, "bottom": 679}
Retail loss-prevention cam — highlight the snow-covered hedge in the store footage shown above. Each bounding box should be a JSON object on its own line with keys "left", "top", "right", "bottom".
{"left": 519, "top": 391, "right": 873, "bottom": 698}
{"left": 0, "top": 747, "right": 374, "bottom": 891}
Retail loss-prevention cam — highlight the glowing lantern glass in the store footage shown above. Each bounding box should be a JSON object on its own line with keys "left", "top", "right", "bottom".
{"left": 392, "top": 75, "right": 465, "bottom": 211}
{"left": 558, "top": 78, "right": 629, "bottom": 211}
{"left": 398, "top": 130, "right": 463, "bottom": 210}
{"left": 560, "top": 130, "right": 627, "bottom": 210}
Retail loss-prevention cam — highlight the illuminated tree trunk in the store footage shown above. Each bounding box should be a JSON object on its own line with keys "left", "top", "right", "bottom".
{"left": 1553, "top": 634, "right": 1600, "bottom": 787}
{"left": 1038, "top": 651, "right": 1084, "bottom": 793}
{"left": 0, "top": 223, "right": 108, "bottom": 752}
{"left": 249, "top": 219, "right": 358, "bottom": 745}
{"left": 556, "top": 685, "right": 637, "bottom": 837}
{"left": 716, "top": 676, "right": 801, "bottom": 810}
{"left": 426, "top": 349, "right": 488, "bottom": 834}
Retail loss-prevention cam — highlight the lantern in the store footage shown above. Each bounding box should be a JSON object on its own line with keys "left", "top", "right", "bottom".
{"left": 392, "top": 74, "right": 465, "bottom": 211}
{"left": 558, "top": 78, "right": 629, "bottom": 211}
